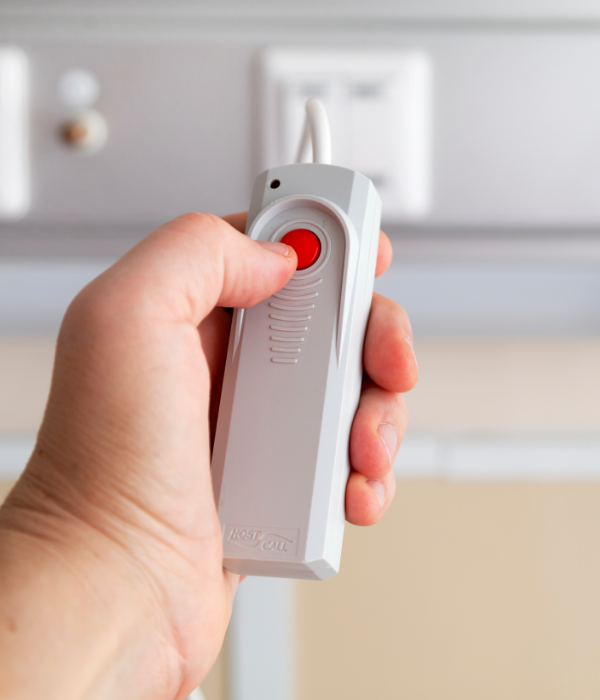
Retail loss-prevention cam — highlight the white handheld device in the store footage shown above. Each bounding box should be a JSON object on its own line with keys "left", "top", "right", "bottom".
{"left": 212, "top": 99, "right": 382, "bottom": 580}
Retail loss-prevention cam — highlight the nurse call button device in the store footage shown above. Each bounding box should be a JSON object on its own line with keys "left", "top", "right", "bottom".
{"left": 211, "top": 99, "right": 382, "bottom": 580}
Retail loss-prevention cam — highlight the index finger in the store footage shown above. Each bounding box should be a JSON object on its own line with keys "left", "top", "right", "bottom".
{"left": 221, "top": 211, "right": 393, "bottom": 278}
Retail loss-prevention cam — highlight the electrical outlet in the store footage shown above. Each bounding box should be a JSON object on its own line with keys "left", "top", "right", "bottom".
{"left": 260, "top": 48, "right": 433, "bottom": 221}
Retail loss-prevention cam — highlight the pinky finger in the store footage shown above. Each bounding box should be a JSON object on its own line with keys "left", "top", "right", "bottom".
{"left": 345, "top": 468, "right": 397, "bottom": 527}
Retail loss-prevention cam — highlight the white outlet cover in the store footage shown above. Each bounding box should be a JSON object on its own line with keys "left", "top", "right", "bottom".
{"left": 260, "top": 48, "right": 433, "bottom": 221}
{"left": 0, "top": 47, "right": 29, "bottom": 221}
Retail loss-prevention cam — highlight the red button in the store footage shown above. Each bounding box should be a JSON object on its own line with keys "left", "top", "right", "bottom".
{"left": 280, "top": 229, "right": 321, "bottom": 270}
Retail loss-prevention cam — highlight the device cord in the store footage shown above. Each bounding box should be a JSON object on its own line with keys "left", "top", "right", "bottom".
{"left": 295, "top": 98, "right": 332, "bottom": 165}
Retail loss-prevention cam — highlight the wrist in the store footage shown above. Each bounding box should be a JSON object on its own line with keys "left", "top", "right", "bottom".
{"left": 0, "top": 461, "right": 181, "bottom": 700}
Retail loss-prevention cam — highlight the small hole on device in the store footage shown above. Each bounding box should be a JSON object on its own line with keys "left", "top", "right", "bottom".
{"left": 269, "top": 179, "right": 281, "bottom": 189}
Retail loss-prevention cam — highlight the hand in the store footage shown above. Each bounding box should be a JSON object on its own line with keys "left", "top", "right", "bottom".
{"left": 0, "top": 213, "right": 417, "bottom": 700}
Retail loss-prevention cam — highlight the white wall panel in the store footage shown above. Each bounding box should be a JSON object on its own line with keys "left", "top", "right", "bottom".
{"left": 1, "top": 29, "right": 600, "bottom": 257}
{"left": 6, "top": 1, "right": 600, "bottom": 20}
{"left": 396, "top": 434, "right": 600, "bottom": 481}
{"left": 5, "top": 258, "right": 600, "bottom": 336}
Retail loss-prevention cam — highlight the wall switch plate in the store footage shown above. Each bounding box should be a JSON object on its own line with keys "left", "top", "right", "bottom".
{"left": 260, "top": 48, "right": 432, "bottom": 221}
{"left": 0, "top": 47, "right": 29, "bottom": 221}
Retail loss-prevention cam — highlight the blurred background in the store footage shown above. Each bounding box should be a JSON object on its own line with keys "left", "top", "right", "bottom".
{"left": 2, "top": 1, "right": 600, "bottom": 698}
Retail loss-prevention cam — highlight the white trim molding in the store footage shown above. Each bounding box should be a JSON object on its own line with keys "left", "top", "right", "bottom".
{"left": 0, "top": 434, "right": 34, "bottom": 480}
{"left": 395, "top": 433, "right": 600, "bottom": 481}
{"left": 3, "top": 432, "right": 600, "bottom": 484}
{"left": 3, "top": 260, "right": 600, "bottom": 337}
{"left": 185, "top": 689, "right": 205, "bottom": 700}
{"left": 228, "top": 576, "right": 295, "bottom": 700}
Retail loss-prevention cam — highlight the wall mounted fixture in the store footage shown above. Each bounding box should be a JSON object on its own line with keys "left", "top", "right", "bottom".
{"left": 0, "top": 47, "right": 29, "bottom": 221}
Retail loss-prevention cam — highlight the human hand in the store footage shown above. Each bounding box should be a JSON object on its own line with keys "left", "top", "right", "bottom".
{"left": 0, "top": 213, "right": 417, "bottom": 700}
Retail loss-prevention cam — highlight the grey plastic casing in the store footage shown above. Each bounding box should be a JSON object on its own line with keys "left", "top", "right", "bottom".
{"left": 211, "top": 163, "right": 382, "bottom": 580}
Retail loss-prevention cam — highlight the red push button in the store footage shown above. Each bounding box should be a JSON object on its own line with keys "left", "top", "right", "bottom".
{"left": 281, "top": 229, "right": 321, "bottom": 270}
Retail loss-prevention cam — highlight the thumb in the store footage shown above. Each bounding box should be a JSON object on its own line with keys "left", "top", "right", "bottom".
{"left": 79, "top": 213, "right": 297, "bottom": 327}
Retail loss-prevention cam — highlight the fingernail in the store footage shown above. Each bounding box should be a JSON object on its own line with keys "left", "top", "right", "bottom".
{"left": 367, "top": 479, "right": 386, "bottom": 509}
{"left": 404, "top": 334, "right": 418, "bottom": 369}
{"left": 377, "top": 423, "right": 399, "bottom": 462}
{"left": 257, "top": 240, "right": 290, "bottom": 256}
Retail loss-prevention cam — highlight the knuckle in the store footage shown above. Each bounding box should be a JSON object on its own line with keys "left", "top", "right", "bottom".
{"left": 170, "top": 212, "right": 224, "bottom": 242}
{"left": 62, "top": 282, "right": 119, "bottom": 337}
{"left": 178, "top": 211, "right": 214, "bottom": 228}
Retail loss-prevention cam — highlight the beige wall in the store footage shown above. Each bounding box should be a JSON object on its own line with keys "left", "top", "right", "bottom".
{"left": 0, "top": 337, "right": 55, "bottom": 434}
{"left": 296, "top": 337, "right": 600, "bottom": 700}
{"left": 4, "top": 335, "right": 596, "bottom": 436}
{"left": 2, "top": 336, "right": 600, "bottom": 700}
{"left": 407, "top": 338, "right": 600, "bottom": 433}
{"left": 297, "top": 482, "right": 600, "bottom": 700}
{"left": 0, "top": 480, "right": 14, "bottom": 504}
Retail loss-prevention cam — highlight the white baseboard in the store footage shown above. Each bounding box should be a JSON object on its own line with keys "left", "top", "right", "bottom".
{"left": 228, "top": 576, "right": 295, "bottom": 700}
{"left": 2, "top": 433, "right": 600, "bottom": 483}
{"left": 0, "top": 434, "right": 35, "bottom": 480}
{"left": 396, "top": 434, "right": 600, "bottom": 481}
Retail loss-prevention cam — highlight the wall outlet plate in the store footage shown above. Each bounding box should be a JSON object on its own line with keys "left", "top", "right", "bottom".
{"left": 260, "top": 48, "right": 432, "bottom": 221}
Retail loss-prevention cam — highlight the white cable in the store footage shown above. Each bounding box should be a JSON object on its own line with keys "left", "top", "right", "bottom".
{"left": 185, "top": 688, "right": 205, "bottom": 700}
{"left": 295, "top": 98, "right": 332, "bottom": 165}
